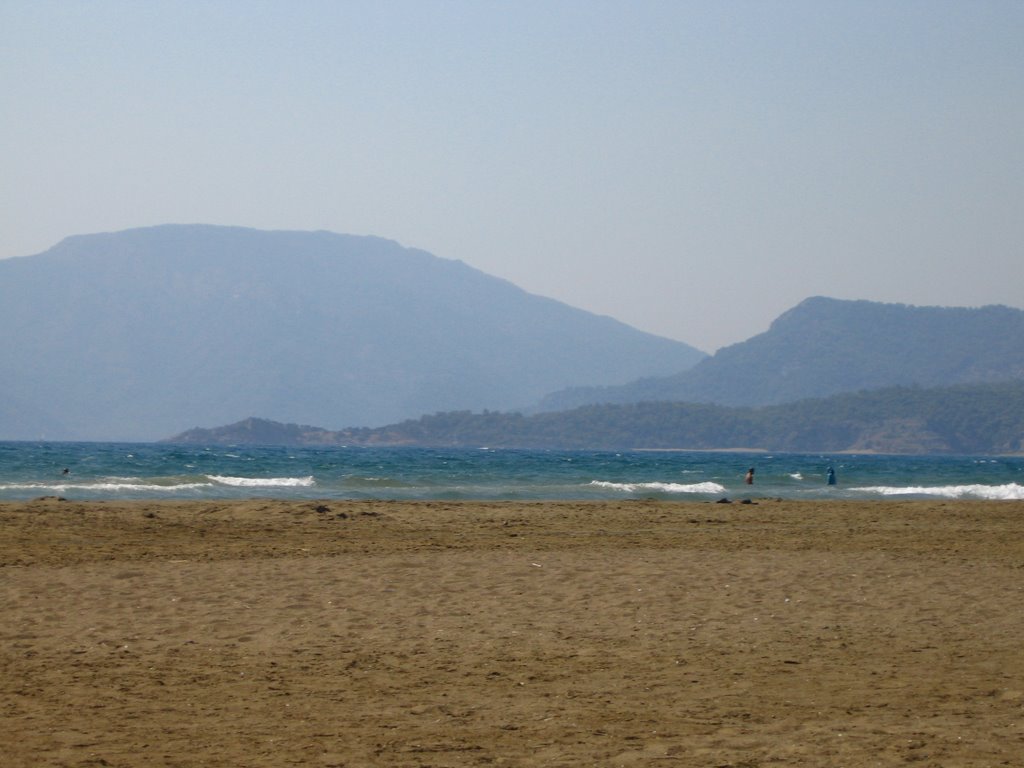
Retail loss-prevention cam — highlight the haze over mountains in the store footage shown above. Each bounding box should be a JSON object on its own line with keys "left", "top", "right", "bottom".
{"left": 0, "top": 225, "right": 705, "bottom": 441}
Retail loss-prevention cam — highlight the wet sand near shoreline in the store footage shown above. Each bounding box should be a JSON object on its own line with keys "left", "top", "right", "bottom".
{"left": 3, "top": 498, "right": 1023, "bottom": 767}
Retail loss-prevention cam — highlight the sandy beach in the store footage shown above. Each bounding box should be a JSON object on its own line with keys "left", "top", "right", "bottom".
{"left": 2, "top": 497, "right": 1023, "bottom": 767}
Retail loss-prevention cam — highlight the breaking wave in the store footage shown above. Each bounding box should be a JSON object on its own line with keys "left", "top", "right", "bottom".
{"left": 849, "top": 483, "right": 1024, "bottom": 500}
{"left": 207, "top": 475, "right": 316, "bottom": 488}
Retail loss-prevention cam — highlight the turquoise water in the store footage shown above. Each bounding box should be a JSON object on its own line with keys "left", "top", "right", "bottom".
{"left": 1, "top": 441, "right": 1022, "bottom": 501}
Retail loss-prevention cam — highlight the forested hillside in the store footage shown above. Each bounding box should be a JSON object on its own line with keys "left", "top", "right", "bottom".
{"left": 538, "top": 298, "right": 1024, "bottom": 411}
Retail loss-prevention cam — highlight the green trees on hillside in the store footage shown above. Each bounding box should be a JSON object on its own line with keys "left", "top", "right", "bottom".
{"left": 355, "top": 381, "right": 1024, "bottom": 454}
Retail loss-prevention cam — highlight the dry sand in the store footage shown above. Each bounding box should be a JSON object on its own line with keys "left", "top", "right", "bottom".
{"left": 2, "top": 497, "right": 1023, "bottom": 767}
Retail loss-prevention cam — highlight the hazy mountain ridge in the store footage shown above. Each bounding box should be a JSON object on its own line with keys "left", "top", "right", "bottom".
{"left": 165, "top": 380, "right": 1024, "bottom": 455}
{"left": 0, "top": 225, "right": 705, "bottom": 441}
{"left": 537, "top": 297, "right": 1024, "bottom": 411}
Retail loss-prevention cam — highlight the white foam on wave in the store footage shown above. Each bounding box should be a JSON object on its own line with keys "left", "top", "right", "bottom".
{"left": 208, "top": 475, "right": 316, "bottom": 488}
{"left": 850, "top": 483, "right": 1024, "bottom": 500}
{"left": 0, "top": 480, "right": 211, "bottom": 493}
{"left": 590, "top": 480, "right": 727, "bottom": 494}
{"left": 90, "top": 481, "right": 213, "bottom": 492}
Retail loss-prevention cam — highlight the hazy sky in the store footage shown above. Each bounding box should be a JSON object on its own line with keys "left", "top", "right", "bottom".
{"left": 2, "top": 1, "right": 1022, "bottom": 352}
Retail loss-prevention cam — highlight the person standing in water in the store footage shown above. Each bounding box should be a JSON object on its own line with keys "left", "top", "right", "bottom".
{"left": 827, "top": 466, "right": 836, "bottom": 485}
{"left": 745, "top": 467, "right": 755, "bottom": 485}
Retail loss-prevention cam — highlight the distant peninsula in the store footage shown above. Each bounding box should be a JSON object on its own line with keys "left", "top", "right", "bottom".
{"left": 164, "top": 380, "right": 1024, "bottom": 455}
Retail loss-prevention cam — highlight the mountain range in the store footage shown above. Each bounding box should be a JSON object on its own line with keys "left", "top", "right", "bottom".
{"left": 4, "top": 225, "right": 1022, "bottom": 446}
{"left": 0, "top": 225, "right": 704, "bottom": 441}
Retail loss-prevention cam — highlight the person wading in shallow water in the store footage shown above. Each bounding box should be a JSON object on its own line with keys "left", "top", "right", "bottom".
{"left": 745, "top": 467, "right": 755, "bottom": 485}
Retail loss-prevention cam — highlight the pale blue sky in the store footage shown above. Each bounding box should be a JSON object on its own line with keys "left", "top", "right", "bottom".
{"left": 3, "top": 0, "right": 1022, "bottom": 351}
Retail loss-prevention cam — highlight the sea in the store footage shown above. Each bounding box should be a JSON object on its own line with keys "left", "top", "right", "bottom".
{"left": 1, "top": 441, "right": 1022, "bottom": 502}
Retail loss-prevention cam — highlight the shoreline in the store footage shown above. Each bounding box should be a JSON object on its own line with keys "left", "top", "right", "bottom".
{"left": 4, "top": 498, "right": 1023, "bottom": 766}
